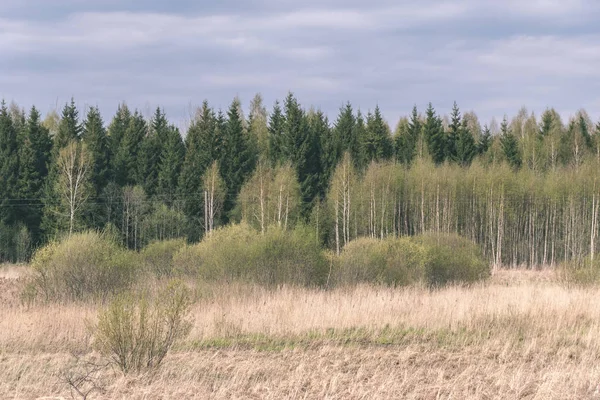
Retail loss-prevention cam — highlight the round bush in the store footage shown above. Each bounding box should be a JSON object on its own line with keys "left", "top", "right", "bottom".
{"left": 417, "top": 233, "right": 490, "bottom": 287}
{"left": 336, "top": 237, "right": 426, "bottom": 286}
{"left": 29, "top": 231, "right": 138, "bottom": 302}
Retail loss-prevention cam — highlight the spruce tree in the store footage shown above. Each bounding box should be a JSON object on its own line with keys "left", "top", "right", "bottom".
{"left": 396, "top": 105, "right": 421, "bottom": 165}
{"left": 212, "top": 109, "right": 226, "bottom": 162}
{"left": 220, "top": 98, "right": 257, "bottom": 222}
{"left": 82, "top": 106, "right": 110, "bottom": 196}
{"left": 579, "top": 113, "right": 593, "bottom": 149}
{"left": 540, "top": 109, "right": 553, "bottom": 137}
{"left": 282, "top": 94, "right": 323, "bottom": 217}
{"left": 478, "top": 124, "right": 492, "bottom": 155}
{"left": 178, "top": 101, "right": 215, "bottom": 241}
{"left": 364, "top": 105, "right": 393, "bottom": 163}
{"left": 157, "top": 125, "right": 185, "bottom": 203}
{"left": 500, "top": 116, "right": 522, "bottom": 169}
{"left": 308, "top": 110, "right": 330, "bottom": 200}
{"left": 320, "top": 114, "right": 339, "bottom": 196}
{"left": 138, "top": 108, "right": 169, "bottom": 197}
{"left": 447, "top": 101, "right": 461, "bottom": 161}
{"left": 394, "top": 118, "right": 411, "bottom": 165}
{"left": 351, "top": 110, "right": 367, "bottom": 170}
{"left": 268, "top": 100, "right": 285, "bottom": 166}
{"left": 332, "top": 103, "right": 356, "bottom": 167}
{"left": 17, "top": 107, "right": 52, "bottom": 243}
{"left": 297, "top": 110, "right": 323, "bottom": 217}
{"left": 0, "top": 101, "right": 19, "bottom": 226}
{"left": 53, "top": 98, "right": 82, "bottom": 158}
{"left": 113, "top": 110, "right": 146, "bottom": 186}
{"left": 108, "top": 103, "right": 131, "bottom": 176}
{"left": 423, "top": 103, "right": 445, "bottom": 164}
{"left": 454, "top": 119, "right": 477, "bottom": 166}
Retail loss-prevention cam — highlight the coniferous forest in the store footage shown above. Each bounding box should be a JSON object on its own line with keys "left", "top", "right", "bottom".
{"left": 1, "top": 93, "right": 599, "bottom": 268}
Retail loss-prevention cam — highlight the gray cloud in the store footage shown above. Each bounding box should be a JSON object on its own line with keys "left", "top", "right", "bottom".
{"left": 1, "top": 0, "right": 600, "bottom": 129}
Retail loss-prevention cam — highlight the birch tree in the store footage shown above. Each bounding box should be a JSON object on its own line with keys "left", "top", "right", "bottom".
{"left": 56, "top": 141, "right": 91, "bottom": 235}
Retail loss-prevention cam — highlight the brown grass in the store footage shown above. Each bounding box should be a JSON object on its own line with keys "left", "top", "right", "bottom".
{"left": 2, "top": 269, "right": 600, "bottom": 399}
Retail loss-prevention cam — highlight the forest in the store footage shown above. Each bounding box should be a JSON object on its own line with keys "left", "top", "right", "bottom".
{"left": 1, "top": 93, "right": 599, "bottom": 267}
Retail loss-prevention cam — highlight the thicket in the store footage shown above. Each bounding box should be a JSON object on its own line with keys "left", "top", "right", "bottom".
{"left": 334, "top": 233, "right": 488, "bottom": 287}
{"left": 173, "top": 223, "right": 329, "bottom": 287}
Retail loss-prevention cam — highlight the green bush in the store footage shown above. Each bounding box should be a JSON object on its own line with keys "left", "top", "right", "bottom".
{"left": 173, "top": 223, "right": 328, "bottom": 287}
{"left": 417, "top": 233, "right": 490, "bottom": 287}
{"left": 27, "top": 231, "right": 138, "bottom": 302}
{"left": 93, "top": 280, "right": 193, "bottom": 374}
{"left": 335, "top": 234, "right": 489, "bottom": 287}
{"left": 335, "top": 237, "right": 426, "bottom": 286}
{"left": 141, "top": 239, "right": 186, "bottom": 278}
{"left": 558, "top": 257, "right": 600, "bottom": 286}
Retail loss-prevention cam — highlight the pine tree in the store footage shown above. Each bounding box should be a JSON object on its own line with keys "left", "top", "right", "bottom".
{"left": 157, "top": 125, "right": 185, "bottom": 204}
{"left": 0, "top": 101, "right": 19, "bottom": 226}
{"left": 364, "top": 105, "right": 393, "bottom": 163}
{"left": 500, "top": 116, "right": 522, "bottom": 170}
{"left": 178, "top": 101, "right": 215, "bottom": 241}
{"left": 478, "top": 124, "right": 492, "bottom": 155}
{"left": 423, "top": 103, "right": 445, "bottom": 164}
{"left": 220, "top": 98, "right": 257, "bottom": 222}
{"left": 53, "top": 98, "right": 82, "bottom": 159}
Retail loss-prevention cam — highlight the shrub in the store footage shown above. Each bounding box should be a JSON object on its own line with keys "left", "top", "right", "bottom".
{"left": 27, "top": 231, "right": 138, "bottom": 302}
{"left": 335, "top": 237, "right": 426, "bottom": 286}
{"left": 558, "top": 257, "right": 600, "bottom": 286}
{"left": 93, "top": 280, "right": 193, "bottom": 374}
{"left": 141, "top": 239, "right": 186, "bottom": 278}
{"left": 173, "top": 223, "right": 328, "bottom": 287}
{"left": 417, "top": 233, "right": 490, "bottom": 287}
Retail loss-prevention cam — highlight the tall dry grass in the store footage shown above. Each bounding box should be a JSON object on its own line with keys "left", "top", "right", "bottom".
{"left": 2, "top": 269, "right": 600, "bottom": 399}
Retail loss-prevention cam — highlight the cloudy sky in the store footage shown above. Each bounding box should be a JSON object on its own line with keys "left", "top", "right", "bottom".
{"left": 1, "top": 0, "right": 600, "bottom": 129}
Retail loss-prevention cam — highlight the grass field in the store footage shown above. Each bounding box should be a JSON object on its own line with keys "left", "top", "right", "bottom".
{"left": 1, "top": 267, "right": 600, "bottom": 399}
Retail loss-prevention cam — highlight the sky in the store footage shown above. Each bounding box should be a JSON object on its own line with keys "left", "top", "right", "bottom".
{"left": 1, "top": 0, "right": 600, "bottom": 130}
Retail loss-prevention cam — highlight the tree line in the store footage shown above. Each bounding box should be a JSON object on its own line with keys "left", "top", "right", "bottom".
{"left": 1, "top": 93, "right": 599, "bottom": 266}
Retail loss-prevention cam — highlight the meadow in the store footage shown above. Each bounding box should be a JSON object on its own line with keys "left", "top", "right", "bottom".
{"left": 2, "top": 267, "right": 600, "bottom": 399}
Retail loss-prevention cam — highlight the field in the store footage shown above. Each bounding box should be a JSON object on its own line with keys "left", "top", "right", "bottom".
{"left": 1, "top": 267, "right": 600, "bottom": 399}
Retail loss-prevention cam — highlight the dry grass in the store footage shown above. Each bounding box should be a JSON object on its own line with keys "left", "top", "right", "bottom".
{"left": 2, "top": 269, "right": 600, "bottom": 399}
